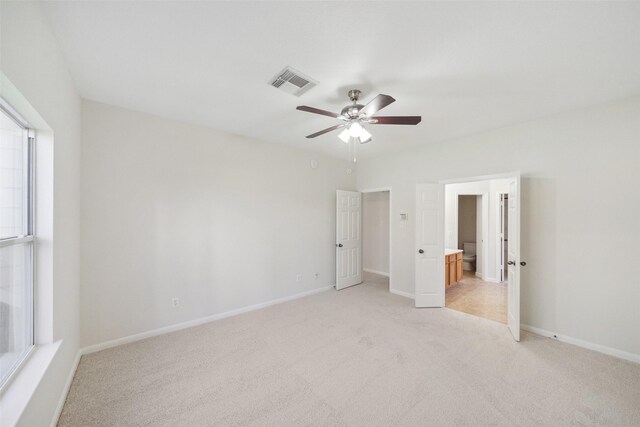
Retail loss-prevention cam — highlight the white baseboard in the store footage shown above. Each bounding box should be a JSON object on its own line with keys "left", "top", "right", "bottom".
{"left": 363, "top": 268, "right": 389, "bottom": 277}
{"left": 50, "top": 349, "right": 82, "bottom": 427}
{"left": 521, "top": 324, "right": 640, "bottom": 364}
{"left": 390, "top": 288, "right": 414, "bottom": 299}
{"left": 81, "top": 285, "right": 334, "bottom": 355}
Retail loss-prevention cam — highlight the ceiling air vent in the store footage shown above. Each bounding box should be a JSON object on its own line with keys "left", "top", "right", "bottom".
{"left": 269, "top": 66, "right": 317, "bottom": 96}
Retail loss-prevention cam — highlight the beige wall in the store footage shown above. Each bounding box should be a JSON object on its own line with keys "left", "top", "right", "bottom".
{"left": 80, "top": 101, "right": 356, "bottom": 347}
{"left": 357, "top": 96, "right": 640, "bottom": 359}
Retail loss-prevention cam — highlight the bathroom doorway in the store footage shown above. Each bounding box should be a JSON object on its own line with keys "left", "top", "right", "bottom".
{"left": 443, "top": 180, "right": 508, "bottom": 324}
{"left": 457, "top": 195, "right": 479, "bottom": 275}
{"left": 361, "top": 189, "right": 391, "bottom": 293}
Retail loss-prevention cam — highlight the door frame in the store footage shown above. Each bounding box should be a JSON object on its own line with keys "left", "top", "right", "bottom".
{"left": 439, "top": 172, "right": 521, "bottom": 325}
{"left": 448, "top": 192, "right": 489, "bottom": 280}
{"left": 498, "top": 193, "right": 509, "bottom": 282}
{"left": 359, "top": 187, "right": 393, "bottom": 292}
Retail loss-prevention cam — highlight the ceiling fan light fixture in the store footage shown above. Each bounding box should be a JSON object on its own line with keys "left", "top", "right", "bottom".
{"left": 358, "top": 127, "right": 372, "bottom": 143}
{"left": 338, "top": 127, "right": 351, "bottom": 143}
{"left": 349, "top": 122, "right": 363, "bottom": 138}
{"left": 297, "top": 89, "right": 421, "bottom": 151}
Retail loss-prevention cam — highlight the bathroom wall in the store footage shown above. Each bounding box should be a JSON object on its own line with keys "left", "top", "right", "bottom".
{"left": 363, "top": 191, "right": 390, "bottom": 276}
{"left": 457, "top": 195, "right": 477, "bottom": 249}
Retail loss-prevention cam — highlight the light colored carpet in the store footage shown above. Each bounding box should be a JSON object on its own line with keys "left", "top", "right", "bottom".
{"left": 59, "top": 273, "right": 640, "bottom": 426}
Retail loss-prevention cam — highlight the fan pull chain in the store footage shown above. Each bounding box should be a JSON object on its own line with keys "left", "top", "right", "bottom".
{"left": 353, "top": 139, "right": 357, "bottom": 163}
{"left": 348, "top": 137, "right": 353, "bottom": 162}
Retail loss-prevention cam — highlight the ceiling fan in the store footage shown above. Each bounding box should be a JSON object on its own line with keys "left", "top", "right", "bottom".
{"left": 296, "top": 89, "right": 421, "bottom": 144}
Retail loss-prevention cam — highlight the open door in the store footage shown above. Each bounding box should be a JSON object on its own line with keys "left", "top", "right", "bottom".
{"left": 336, "top": 190, "right": 362, "bottom": 290}
{"left": 507, "top": 176, "right": 521, "bottom": 341}
{"left": 415, "top": 183, "right": 444, "bottom": 307}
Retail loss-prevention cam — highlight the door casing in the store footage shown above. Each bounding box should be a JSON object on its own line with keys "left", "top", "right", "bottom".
{"left": 437, "top": 172, "right": 522, "bottom": 341}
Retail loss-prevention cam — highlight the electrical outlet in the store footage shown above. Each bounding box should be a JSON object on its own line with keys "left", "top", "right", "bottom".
{"left": 172, "top": 298, "right": 180, "bottom": 308}
{"left": 296, "top": 274, "right": 302, "bottom": 282}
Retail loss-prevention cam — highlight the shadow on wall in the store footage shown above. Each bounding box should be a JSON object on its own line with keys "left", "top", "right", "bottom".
{"left": 521, "top": 176, "right": 556, "bottom": 329}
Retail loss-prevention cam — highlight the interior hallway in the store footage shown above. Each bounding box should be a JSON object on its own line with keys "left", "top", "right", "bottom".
{"left": 58, "top": 273, "right": 640, "bottom": 426}
{"left": 446, "top": 272, "right": 508, "bottom": 324}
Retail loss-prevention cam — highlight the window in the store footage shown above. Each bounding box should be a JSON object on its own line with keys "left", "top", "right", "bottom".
{"left": 0, "top": 103, "right": 34, "bottom": 387}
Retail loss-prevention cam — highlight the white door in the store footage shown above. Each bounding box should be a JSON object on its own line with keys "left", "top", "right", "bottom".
{"left": 415, "top": 184, "right": 445, "bottom": 307}
{"left": 507, "top": 176, "right": 521, "bottom": 341}
{"left": 336, "top": 190, "right": 362, "bottom": 290}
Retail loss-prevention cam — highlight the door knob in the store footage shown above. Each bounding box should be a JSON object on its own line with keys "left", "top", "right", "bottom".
{"left": 336, "top": 243, "right": 343, "bottom": 248}
{"left": 520, "top": 261, "right": 527, "bottom": 266}
{"left": 418, "top": 249, "right": 424, "bottom": 254}
{"left": 507, "top": 261, "right": 515, "bottom": 265}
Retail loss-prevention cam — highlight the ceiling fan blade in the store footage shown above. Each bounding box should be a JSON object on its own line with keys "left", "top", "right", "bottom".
{"left": 306, "top": 124, "right": 345, "bottom": 138}
{"left": 369, "top": 116, "right": 422, "bottom": 125}
{"left": 358, "top": 94, "right": 396, "bottom": 118}
{"left": 297, "top": 105, "right": 342, "bottom": 119}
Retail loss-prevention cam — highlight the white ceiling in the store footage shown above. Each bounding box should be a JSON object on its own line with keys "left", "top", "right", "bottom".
{"left": 43, "top": 1, "right": 640, "bottom": 160}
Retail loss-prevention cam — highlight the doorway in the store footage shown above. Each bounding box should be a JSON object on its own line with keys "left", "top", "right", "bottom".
{"left": 335, "top": 188, "right": 392, "bottom": 293}
{"left": 414, "top": 174, "right": 521, "bottom": 341}
{"left": 445, "top": 188, "right": 506, "bottom": 323}
{"left": 444, "top": 182, "right": 507, "bottom": 323}
{"left": 362, "top": 190, "right": 391, "bottom": 292}
{"left": 457, "top": 195, "right": 479, "bottom": 275}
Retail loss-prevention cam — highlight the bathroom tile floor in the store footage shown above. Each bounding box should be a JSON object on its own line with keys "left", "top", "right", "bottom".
{"left": 445, "top": 272, "right": 508, "bottom": 324}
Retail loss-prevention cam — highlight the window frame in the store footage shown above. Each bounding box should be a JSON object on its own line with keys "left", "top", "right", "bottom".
{"left": 0, "top": 102, "right": 36, "bottom": 389}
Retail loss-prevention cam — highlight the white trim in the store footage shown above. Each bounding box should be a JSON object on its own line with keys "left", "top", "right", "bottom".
{"left": 0, "top": 346, "right": 35, "bottom": 395}
{"left": 82, "top": 286, "right": 333, "bottom": 355}
{"left": 496, "top": 192, "right": 509, "bottom": 283}
{"left": 521, "top": 324, "right": 640, "bottom": 365}
{"left": 363, "top": 268, "right": 389, "bottom": 277}
{"left": 0, "top": 75, "right": 52, "bottom": 131}
{"left": 0, "top": 235, "right": 34, "bottom": 248}
{"left": 439, "top": 171, "right": 521, "bottom": 185}
{"left": 49, "top": 350, "right": 81, "bottom": 427}
{"left": 359, "top": 186, "right": 392, "bottom": 194}
{"left": 0, "top": 95, "right": 31, "bottom": 128}
{"left": 0, "top": 341, "right": 61, "bottom": 427}
{"left": 390, "top": 288, "right": 414, "bottom": 299}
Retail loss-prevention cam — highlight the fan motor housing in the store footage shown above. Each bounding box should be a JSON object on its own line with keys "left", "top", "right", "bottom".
{"left": 341, "top": 104, "right": 364, "bottom": 119}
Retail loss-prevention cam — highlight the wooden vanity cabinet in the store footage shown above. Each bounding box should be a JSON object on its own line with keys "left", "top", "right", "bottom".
{"left": 445, "top": 252, "right": 463, "bottom": 287}
{"left": 445, "top": 258, "right": 450, "bottom": 286}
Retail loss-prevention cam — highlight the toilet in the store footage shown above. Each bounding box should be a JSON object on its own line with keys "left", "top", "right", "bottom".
{"left": 462, "top": 242, "right": 476, "bottom": 271}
